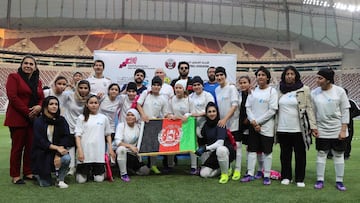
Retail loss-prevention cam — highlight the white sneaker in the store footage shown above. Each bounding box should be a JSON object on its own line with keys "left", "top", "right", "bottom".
{"left": 57, "top": 181, "right": 69, "bottom": 189}
{"left": 67, "top": 167, "right": 76, "bottom": 176}
{"left": 296, "top": 182, "right": 305, "bottom": 187}
{"left": 281, "top": 179, "right": 290, "bottom": 185}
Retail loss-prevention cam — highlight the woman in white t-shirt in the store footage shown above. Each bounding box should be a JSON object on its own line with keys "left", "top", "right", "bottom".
{"left": 241, "top": 66, "right": 278, "bottom": 185}
{"left": 114, "top": 109, "right": 150, "bottom": 182}
{"left": 99, "top": 83, "right": 121, "bottom": 138}
{"left": 189, "top": 76, "right": 214, "bottom": 175}
{"left": 311, "top": 68, "right": 350, "bottom": 191}
{"left": 43, "top": 76, "right": 68, "bottom": 114}
{"left": 74, "top": 95, "right": 115, "bottom": 183}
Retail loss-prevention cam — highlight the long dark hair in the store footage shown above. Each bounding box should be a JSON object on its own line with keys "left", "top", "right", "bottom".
{"left": 280, "top": 66, "right": 301, "bottom": 83}
{"left": 42, "top": 96, "right": 60, "bottom": 118}
{"left": 83, "top": 95, "right": 99, "bottom": 122}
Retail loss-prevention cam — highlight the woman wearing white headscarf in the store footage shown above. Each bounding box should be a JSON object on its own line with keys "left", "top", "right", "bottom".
{"left": 114, "top": 109, "right": 150, "bottom": 182}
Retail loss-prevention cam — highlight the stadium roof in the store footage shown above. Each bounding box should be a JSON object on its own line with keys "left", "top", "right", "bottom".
{"left": 1, "top": 0, "right": 360, "bottom": 50}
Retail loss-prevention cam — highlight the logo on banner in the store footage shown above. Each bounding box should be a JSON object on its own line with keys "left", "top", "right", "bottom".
{"left": 158, "top": 124, "right": 182, "bottom": 147}
{"left": 165, "top": 58, "right": 176, "bottom": 69}
{"left": 119, "top": 57, "right": 137, "bottom": 68}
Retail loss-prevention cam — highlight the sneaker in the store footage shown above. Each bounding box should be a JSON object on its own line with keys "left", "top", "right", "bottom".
{"left": 228, "top": 168, "right": 233, "bottom": 176}
{"left": 121, "top": 174, "right": 130, "bottom": 182}
{"left": 190, "top": 168, "right": 198, "bottom": 175}
{"left": 67, "top": 167, "right": 76, "bottom": 176}
{"left": 150, "top": 166, "right": 161, "bottom": 174}
{"left": 232, "top": 170, "right": 241, "bottom": 181}
{"left": 219, "top": 174, "right": 229, "bottom": 184}
{"left": 314, "top": 181, "right": 324, "bottom": 189}
{"left": 57, "top": 181, "right": 69, "bottom": 189}
{"left": 254, "top": 171, "right": 263, "bottom": 179}
{"left": 263, "top": 177, "right": 271, "bottom": 185}
{"left": 297, "top": 182, "right": 306, "bottom": 188}
{"left": 240, "top": 175, "right": 254, "bottom": 182}
{"left": 335, "top": 182, "right": 346, "bottom": 191}
{"left": 281, "top": 179, "right": 290, "bottom": 185}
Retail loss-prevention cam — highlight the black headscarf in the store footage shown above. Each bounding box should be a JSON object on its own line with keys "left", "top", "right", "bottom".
{"left": 17, "top": 56, "right": 40, "bottom": 107}
{"left": 41, "top": 96, "right": 70, "bottom": 147}
{"left": 204, "top": 102, "right": 220, "bottom": 128}
{"left": 279, "top": 66, "right": 304, "bottom": 94}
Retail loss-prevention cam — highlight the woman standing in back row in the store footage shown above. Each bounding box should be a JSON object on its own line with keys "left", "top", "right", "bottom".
{"left": 277, "top": 66, "right": 317, "bottom": 187}
{"left": 311, "top": 68, "right": 350, "bottom": 191}
{"left": 5, "top": 55, "right": 44, "bottom": 184}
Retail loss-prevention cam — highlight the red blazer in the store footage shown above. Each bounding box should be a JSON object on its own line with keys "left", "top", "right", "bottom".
{"left": 4, "top": 72, "right": 44, "bottom": 127}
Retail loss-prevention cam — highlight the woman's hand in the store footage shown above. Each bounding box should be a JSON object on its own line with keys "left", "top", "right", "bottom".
{"left": 311, "top": 129, "right": 319, "bottom": 138}
{"left": 77, "top": 149, "right": 84, "bottom": 162}
{"left": 29, "top": 105, "right": 41, "bottom": 119}
{"left": 142, "top": 115, "right": 149, "bottom": 123}
{"left": 217, "top": 119, "right": 227, "bottom": 128}
{"left": 109, "top": 150, "right": 116, "bottom": 161}
{"left": 57, "top": 146, "right": 68, "bottom": 156}
{"left": 131, "top": 145, "right": 139, "bottom": 153}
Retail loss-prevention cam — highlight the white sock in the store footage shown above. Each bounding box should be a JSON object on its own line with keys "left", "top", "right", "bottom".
{"left": 190, "top": 153, "right": 197, "bottom": 169}
{"left": 332, "top": 150, "right": 345, "bottom": 182}
{"left": 94, "top": 174, "right": 105, "bottom": 182}
{"left": 116, "top": 146, "right": 127, "bottom": 175}
{"left": 263, "top": 153, "right": 272, "bottom": 178}
{"left": 76, "top": 174, "right": 87, "bottom": 184}
{"left": 316, "top": 150, "right": 328, "bottom": 181}
{"left": 247, "top": 152, "right": 257, "bottom": 176}
{"left": 257, "top": 152, "right": 264, "bottom": 171}
{"left": 216, "top": 146, "right": 229, "bottom": 175}
{"left": 234, "top": 141, "right": 242, "bottom": 172}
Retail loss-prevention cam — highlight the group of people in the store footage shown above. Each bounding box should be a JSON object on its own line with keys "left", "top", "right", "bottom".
{"left": 4, "top": 55, "right": 358, "bottom": 192}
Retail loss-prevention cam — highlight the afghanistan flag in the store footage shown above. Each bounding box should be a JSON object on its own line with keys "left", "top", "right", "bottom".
{"left": 138, "top": 117, "right": 197, "bottom": 156}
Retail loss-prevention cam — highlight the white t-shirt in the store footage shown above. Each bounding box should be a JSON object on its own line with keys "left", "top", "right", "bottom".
{"left": 160, "top": 83, "right": 175, "bottom": 100}
{"left": 74, "top": 113, "right": 111, "bottom": 163}
{"left": 137, "top": 90, "right": 169, "bottom": 118}
{"left": 215, "top": 83, "right": 239, "bottom": 132}
{"left": 189, "top": 91, "right": 214, "bottom": 128}
{"left": 311, "top": 85, "right": 350, "bottom": 139}
{"left": 63, "top": 92, "right": 85, "bottom": 134}
{"left": 87, "top": 76, "right": 112, "bottom": 97}
{"left": 117, "top": 94, "right": 135, "bottom": 123}
{"left": 277, "top": 91, "right": 301, "bottom": 132}
{"left": 169, "top": 96, "right": 192, "bottom": 117}
{"left": 99, "top": 96, "right": 122, "bottom": 133}
{"left": 114, "top": 122, "right": 141, "bottom": 151}
{"left": 246, "top": 86, "right": 278, "bottom": 137}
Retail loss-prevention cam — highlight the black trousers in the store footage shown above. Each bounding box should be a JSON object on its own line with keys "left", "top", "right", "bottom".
{"left": 277, "top": 132, "right": 306, "bottom": 182}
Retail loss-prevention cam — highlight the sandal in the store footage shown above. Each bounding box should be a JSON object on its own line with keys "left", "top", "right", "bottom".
{"left": 13, "top": 179, "right": 25, "bottom": 184}
{"left": 23, "top": 175, "right": 36, "bottom": 181}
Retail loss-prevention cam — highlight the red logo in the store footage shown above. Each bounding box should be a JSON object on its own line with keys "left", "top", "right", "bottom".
{"left": 119, "top": 57, "right": 137, "bottom": 68}
{"left": 165, "top": 58, "right": 176, "bottom": 70}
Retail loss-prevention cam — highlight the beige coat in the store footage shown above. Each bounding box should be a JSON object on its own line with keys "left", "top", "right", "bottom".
{"left": 277, "top": 85, "right": 317, "bottom": 150}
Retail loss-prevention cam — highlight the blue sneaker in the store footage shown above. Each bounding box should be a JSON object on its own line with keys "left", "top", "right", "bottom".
{"left": 336, "top": 182, "right": 346, "bottom": 191}
{"left": 254, "top": 171, "right": 263, "bottom": 179}
{"left": 263, "top": 177, "right": 271, "bottom": 185}
{"left": 314, "top": 181, "right": 324, "bottom": 189}
{"left": 240, "top": 175, "right": 254, "bottom": 182}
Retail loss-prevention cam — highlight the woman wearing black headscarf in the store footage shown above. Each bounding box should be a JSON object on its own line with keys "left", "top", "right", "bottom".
{"left": 32, "top": 96, "right": 72, "bottom": 188}
{"left": 195, "top": 102, "right": 235, "bottom": 184}
{"left": 4, "top": 55, "right": 44, "bottom": 184}
{"left": 277, "top": 66, "right": 317, "bottom": 187}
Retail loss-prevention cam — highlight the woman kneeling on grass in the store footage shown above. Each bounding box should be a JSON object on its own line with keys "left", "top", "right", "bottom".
{"left": 32, "top": 96, "right": 72, "bottom": 188}
{"left": 195, "top": 102, "right": 235, "bottom": 184}
{"left": 114, "top": 108, "right": 150, "bottom": 182}
{"left": 75, "top": 95, "right": 115, "bottom": 183}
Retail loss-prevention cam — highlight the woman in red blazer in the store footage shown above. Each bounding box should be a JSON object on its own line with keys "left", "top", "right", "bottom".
{"left": 4, "top": 55, "right": 44, "bottom": 184}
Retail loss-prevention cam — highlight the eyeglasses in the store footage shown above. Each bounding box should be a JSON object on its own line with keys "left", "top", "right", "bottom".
{"left": 23, "top": 62, "right": 34, "bottom": 66}
{"left": 180, "top": 66, "right": 189, "bottom": 70}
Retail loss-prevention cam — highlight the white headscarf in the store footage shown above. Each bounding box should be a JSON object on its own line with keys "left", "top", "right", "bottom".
{"left": 175, "top": 80, "right": 187, "bottom": 91}
{"left": 126, "top": 108, "right": 140, "bottom": 121}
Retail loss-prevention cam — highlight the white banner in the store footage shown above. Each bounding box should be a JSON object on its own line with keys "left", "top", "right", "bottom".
{"left": 94, "top": 50, "right": 237, "bottom": 87}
